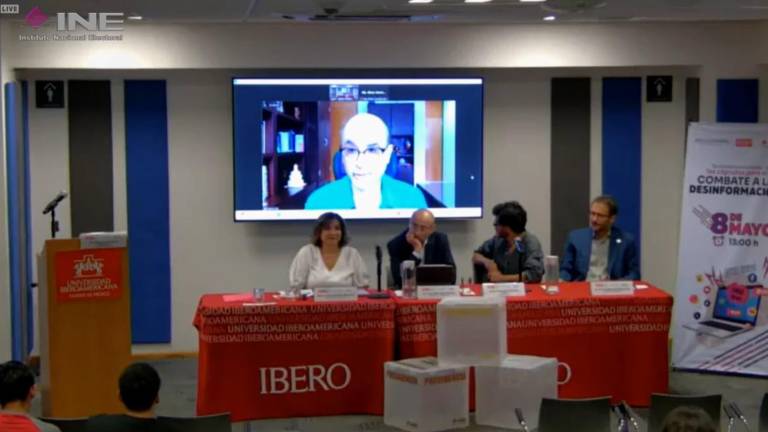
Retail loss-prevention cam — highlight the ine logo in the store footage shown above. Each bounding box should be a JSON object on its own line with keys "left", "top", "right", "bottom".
{"left": 25, "top": 7, "right": 124, "bottom": 31}
{"left": 25, "top": 7, "right": 48, "bottom": 27}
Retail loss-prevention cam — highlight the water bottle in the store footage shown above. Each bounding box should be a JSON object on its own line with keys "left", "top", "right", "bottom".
{"left": 401, "top": 260, "right": 417, "bottom": 299}
{"left": 544, "top": 255, "right": 560, "bottom": 295}
{"left": 252, "top": 288, "right": 265, "bottom": 302}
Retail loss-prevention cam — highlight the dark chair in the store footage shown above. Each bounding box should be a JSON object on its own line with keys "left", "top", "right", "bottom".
{"left": 40, "top": 417, "right": 88, "bottom": 432}
{"left": 537, "top": 396, "right": 612, "bottom": 432}
{"left": 158, "top": 413, "right": 231, "bottom": 432}
{"left": 648, "top": 393, "right": 721, "bottom": 432}
{"left": 760, "top": 393, "right": 768, "bottom": 432}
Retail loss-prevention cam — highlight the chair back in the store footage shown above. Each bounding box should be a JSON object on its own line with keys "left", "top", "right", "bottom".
{"left": 40, "top": 417, "right": 88, "bottom": 432}
{"left": 648, "top": 393, "right": 721, "bottom": 432}
{"left": 537, "top": 396, "right": 612, "bottom": 432}
{"left": 760, "top": 393, "right": 768, "bottom": 432}
{"left": 159, "top": 413, "right": 231, "bottom": 432}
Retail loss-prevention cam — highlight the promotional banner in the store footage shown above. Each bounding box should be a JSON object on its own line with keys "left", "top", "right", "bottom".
{"left": 672, "top": 123, "right": 768, "bottom": 376}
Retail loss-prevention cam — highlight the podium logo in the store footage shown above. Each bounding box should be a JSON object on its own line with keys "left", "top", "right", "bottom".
{"left": 259, "top": 363, "right": 351, "bottom": 394}
{"left": 73, "top": 254, "right": 104, "bottom": 277}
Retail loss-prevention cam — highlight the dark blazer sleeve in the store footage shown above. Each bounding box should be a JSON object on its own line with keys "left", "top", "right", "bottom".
{"left": 427, "top": 232, "right": 455, "bottom": 268}
{"left": 621, "top": 233, "right": 641, "bottom": 280}
{"left": 559, "top": 231, "right": 579, "bottom": 281}
{"left": 387, "top": 230, "right": 414, "bottom": 288}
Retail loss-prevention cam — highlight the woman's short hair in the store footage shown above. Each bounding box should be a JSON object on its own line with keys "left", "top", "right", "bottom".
{"left": 661, "top": 406, "right": 717, "bottom": 432}
{"left": 312, "top": 212, "right": 349, "bottom": 247}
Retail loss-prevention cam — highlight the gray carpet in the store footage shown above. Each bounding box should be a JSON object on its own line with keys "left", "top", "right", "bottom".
{"left": 33, "top": 358, "right": 767, "bottom": 431}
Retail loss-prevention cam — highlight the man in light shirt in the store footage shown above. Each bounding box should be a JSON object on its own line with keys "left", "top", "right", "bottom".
{"left": 560, "top": 195, "right": 640, "bottom": 281}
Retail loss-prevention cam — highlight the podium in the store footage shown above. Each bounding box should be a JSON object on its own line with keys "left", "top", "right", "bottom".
{"left": 37, "top": 238, "right": 131, "bottom": 417}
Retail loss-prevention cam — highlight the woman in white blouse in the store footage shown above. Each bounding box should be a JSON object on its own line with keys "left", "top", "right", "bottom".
{"left": 289, "top": 212, "right": 370, "bottom": 291}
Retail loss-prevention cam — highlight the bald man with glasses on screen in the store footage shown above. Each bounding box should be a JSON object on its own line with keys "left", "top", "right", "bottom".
{"left": 559, "top": 195, "right": 640, "bottom": 282}
{"left": 305, "top": 112, "right": 427, "bottom": 210}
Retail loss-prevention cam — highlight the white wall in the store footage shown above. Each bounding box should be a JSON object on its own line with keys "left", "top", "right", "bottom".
{"left": 3, "top": 20, "right": 768, "bottom": 354}
{"left": 2, "top": 21, "right": 767, "bottom": 69}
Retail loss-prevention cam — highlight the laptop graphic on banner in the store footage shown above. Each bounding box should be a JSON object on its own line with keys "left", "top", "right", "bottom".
{"left": 684, "top": 285, "right": 762, "bottom": 338}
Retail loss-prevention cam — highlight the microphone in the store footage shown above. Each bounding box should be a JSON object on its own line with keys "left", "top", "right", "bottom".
{"left": 375, "top": 245, "right": 382, "bottom": 292}
{"left": 514, "top": 238, "right": 524, "bottom": 253}
{"left": 514, "top": 408, "right": 529, "bottom": 432}
{"left": 729, "top": 402, "right": 750, "bottom": 431}
{"left": 619, "top": 402, "right": 640, "bottom": 432}
{"left": 42, "top": 190, "right": 68, "bottom": 214}
{"left": 612, "top": 405, "right": 628, "bottom": 432}
{"left": 723, "top": 404, "right": 736, "bottom": 432}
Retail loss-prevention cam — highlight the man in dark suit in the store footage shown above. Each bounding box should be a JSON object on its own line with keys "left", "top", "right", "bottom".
{"left": 560, "top": 195, "right": 640, "bottom": 281}
{"left": 387, "top": 209, "right": 455, "bottom": 288}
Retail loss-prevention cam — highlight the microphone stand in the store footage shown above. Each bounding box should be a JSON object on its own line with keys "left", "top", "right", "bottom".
{"left": 368, "top": 246, "right": 389, "bottom": 299}
{"left": 50, "top": 207, "right": 59, "bottom": 238}
{"left": 376, "top": 245, "right": 382, "bottom": 292}
{"left": 724, "top": 404, "right": 736, "bottom": 432}
{"left": 514, "top": 408, "right": 530, "bottom": 432}
{"left": 515, "top": 238, "right": 524, "bottom": 283}
{"left": 729, "top": 402, "right": 751, "bottom": 431}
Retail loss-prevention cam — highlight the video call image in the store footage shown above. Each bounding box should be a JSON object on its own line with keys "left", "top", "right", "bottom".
{"left": 233, "top": 79, "right": 483, "bottom": 220}
{"left": 262, "top": 99, "right": 457, "bottom": 211}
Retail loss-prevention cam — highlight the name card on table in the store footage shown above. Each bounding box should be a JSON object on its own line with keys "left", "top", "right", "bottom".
{"left": 482, "top": 282, "right": 526, "bottom": 297}
{"left": 590, "top": 281, "right": 635, "bottom": 296}
{"left": 314, "top": 286, "right": 358, "bottom": 302}
{"left": 417, "top": 285, "right": 460, "bottom": 300}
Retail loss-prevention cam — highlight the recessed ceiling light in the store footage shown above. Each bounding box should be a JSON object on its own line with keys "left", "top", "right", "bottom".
{"left": 543, "top": 15, "right": 556, "bottom": 21}
{"left": 409, "top": 0, "right": 433, "bottom": 3}
{"left": 465, "top": 0, "right": 493, "bottom": 3}
{"left": 127, "top": 14, "right": 143, "bottom": 20}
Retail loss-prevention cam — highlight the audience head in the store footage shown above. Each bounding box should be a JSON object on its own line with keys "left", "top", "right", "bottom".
{"left": 661, "top": 406, "right": 717, "bottom": 432}
{"left": 312, "top": 212, "right": 349, "bottom": 248}
{"left": 590, "top": 195, "right": 618, "bottom": 235}
{"left": 118, "top": 362, "right": 161, "bottom": 414}
{"left": 409, "top": 209, "right": 436, "bottom": 243}
{"left": 0, "top": 361, "right": 36, "bottom": 410}
{"left": 340, "top": 113, "right": 393, "bottom": 193}
{"left": 492, "top": 201, "right": 527, "bottom": 236}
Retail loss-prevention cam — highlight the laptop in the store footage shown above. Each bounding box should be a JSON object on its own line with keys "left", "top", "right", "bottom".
{"left": 416, "top": 264, "right": 456, "bottom": 286}
{"left": 684, "top": 285, "right": 762, "bottom": 338}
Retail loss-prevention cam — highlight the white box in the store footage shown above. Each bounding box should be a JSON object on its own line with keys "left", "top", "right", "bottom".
{"left": 437, "top": 296, "right": 507, "bottom": 366}
{"left": 475, "top": 354, "right": 558, "bottom": 430}
{"left": 384, "top": 357, "right": 469, "bottom": 432}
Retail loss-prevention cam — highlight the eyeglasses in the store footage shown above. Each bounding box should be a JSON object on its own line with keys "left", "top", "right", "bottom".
{"left": 590, "top": 211, "right": 611, "bottom": 219}
{"left": 341, "top": 145, "right": 388, "bottom": 161}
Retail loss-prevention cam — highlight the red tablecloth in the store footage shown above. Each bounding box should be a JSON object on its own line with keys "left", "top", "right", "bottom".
{"left": 395, "top": 282, "right": 673, "bottom": 406}
{"left": 194, "top": 294, "right": 396, "bottom": 421}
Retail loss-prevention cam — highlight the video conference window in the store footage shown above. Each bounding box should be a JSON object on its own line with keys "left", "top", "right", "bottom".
{"left": 233, "top": 79, "right": 483, "bottom": 221}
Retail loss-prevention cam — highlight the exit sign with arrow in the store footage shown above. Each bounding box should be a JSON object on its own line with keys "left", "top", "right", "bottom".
{"left": 36, "top": 80, "right": 65, "bottom": 108}
{"left": 647, "top": 76, "right": 673, "bottom": 102}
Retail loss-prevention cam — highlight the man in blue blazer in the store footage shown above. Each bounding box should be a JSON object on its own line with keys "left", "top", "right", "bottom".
{"left": 388, "top": 209, "right": 455, "bottom": 288}
{"left": 560, "top": 195, "right": 640, "bottom": 281}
